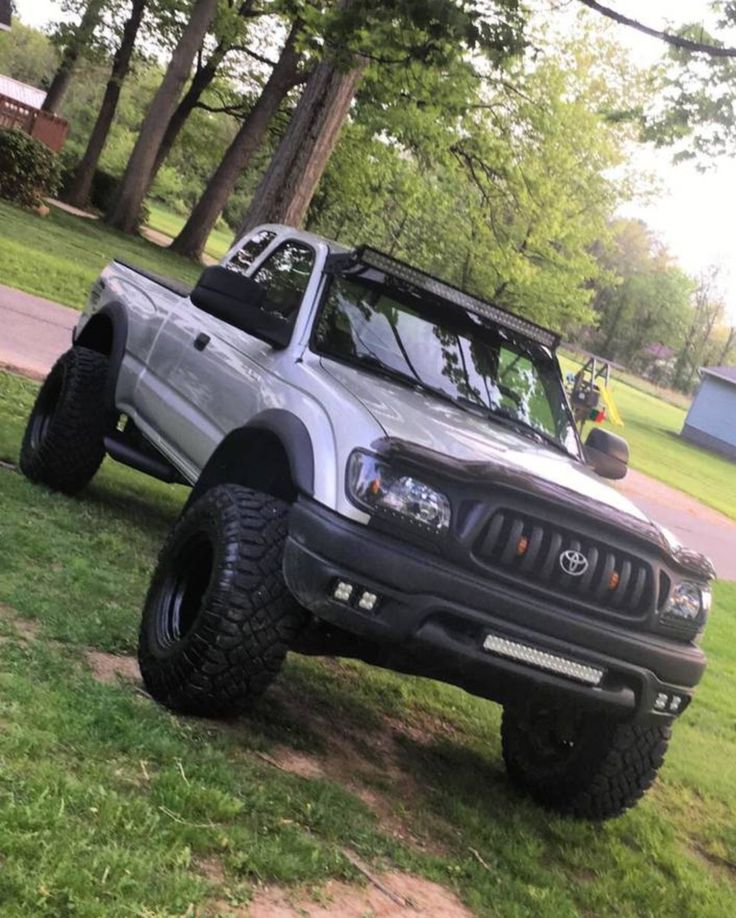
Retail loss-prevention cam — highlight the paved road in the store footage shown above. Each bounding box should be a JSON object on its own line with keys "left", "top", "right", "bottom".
{"left": 1, "top": 284, "right": 735, "bottom": 578}
{"left": 618, "top": 469, "right": 736, "bottom": 580}
{"left": 0, "top": 283, "right": 76, "bottom": 380}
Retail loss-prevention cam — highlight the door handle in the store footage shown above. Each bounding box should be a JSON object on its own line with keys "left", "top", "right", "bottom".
{"left": 193, "top": 332, "right": 210, "bottom": 351}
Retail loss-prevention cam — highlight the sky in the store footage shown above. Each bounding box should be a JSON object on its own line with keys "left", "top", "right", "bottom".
{"left": 13, "top": 0, "right": 736, "bottom": 319}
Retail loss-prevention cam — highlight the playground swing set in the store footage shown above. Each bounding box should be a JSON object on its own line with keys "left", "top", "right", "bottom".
{"left": 566, "top": 354, "right": 624, "bottom": 435}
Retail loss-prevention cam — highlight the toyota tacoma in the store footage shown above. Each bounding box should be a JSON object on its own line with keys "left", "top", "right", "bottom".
{"left": 19, "top": 224, "right": 715, "bottom": 820}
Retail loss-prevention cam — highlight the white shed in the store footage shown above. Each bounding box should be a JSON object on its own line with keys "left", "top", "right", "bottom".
{"left": 682, "top": 366, "right": 736, "bottom": 460}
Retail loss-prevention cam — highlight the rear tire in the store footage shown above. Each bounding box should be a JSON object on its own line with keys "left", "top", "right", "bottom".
{"left": 138, "top": 484, "right": 306, "bottom": 717}
{"left": 20, "top": 346, "right": 109, "bottom": 495}
{"left": 501, "top": 703, "right": 671, "bottom": 820}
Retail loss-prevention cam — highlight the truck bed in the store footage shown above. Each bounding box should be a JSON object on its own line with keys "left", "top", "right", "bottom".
{"left": 113, "top": 259, "right": 193, "bottom": 299}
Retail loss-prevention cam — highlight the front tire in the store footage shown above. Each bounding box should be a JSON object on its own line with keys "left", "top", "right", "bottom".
{"left": 138, "top": 484, "right": 306, "bottom": 717}
{"left": 501, "top": 703, "right": 671, "bottom": 820}
{"left": 20, "top": 346, "right": 109, "bottom": 495}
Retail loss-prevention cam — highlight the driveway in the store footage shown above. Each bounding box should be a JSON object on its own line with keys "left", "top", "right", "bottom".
{"left": 0, "top": 283, "right": 76, "bottom": 380}
{"left": 1, "top": 282, "right": 735, "bottom": 579}
{"left": 618, "top": 469, "right": 736, "bottom": 580}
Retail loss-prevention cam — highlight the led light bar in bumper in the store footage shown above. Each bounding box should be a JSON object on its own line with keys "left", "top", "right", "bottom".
{"left": 482, "top": 633, "right": 605, "bottom": 686}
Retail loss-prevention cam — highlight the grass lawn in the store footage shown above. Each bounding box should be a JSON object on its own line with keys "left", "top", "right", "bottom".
{"left": 559, "top": 355, "right": 736, "bottom": 522}
{"left": 1, "top": 367, "right": 736, "bottom": 916}
{"left": 0, "top": 199, "right": 203, "bottom": 310}
{"left": 146, "top": 201, "right": 233, "bottom": 262}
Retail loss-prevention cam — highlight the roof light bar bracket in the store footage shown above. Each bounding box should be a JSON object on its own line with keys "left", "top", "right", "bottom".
{"left": 324, "top": 246, "right": 560, "bottom": 350}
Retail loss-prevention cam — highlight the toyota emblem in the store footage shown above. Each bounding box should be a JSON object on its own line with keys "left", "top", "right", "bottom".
{"left": 559, "top": 549, "right": 589, "bottom": 577}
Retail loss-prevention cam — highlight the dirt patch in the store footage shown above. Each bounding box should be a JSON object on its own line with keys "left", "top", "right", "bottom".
{"left": 196, "top": 855, "right": 227, "bottom": 885}
{"left": 249, "top": 872, "right": 474, "bottom": 917}
{"left": 263, "top": 747, "right": 327, "bottom": 780}
{"left": 242, "top": 675, "right": 455, "bottom": 854}
{"left": 0, "top": 605, "right": 40, "bottom": 642}
{"left": 85, "top": 650, "right": 141, "bottom": 685}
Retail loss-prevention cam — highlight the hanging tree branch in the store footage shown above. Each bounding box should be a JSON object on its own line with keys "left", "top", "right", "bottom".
{"left": 578, "top": 0, "right": 736, "bottom": 57}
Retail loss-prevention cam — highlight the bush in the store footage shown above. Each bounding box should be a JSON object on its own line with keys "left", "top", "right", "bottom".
{"left": 0, "top": 129, "right": 61, "bottom": 208}
{"left": 89, "top": 169, "right": 120, "bottom": 214}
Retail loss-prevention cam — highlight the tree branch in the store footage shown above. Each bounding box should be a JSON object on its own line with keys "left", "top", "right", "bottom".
{"left": 578, "top": 1, "right": 736, "bottom": 57}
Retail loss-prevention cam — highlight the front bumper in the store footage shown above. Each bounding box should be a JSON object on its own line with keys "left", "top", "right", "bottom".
{"left": 284, "top": 499, "right": 706, "bottom": 725}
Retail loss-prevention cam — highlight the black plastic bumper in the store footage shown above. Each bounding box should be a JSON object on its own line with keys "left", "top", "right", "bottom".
{"left": 284, "top": 499, "right": 706, "bottom": 725}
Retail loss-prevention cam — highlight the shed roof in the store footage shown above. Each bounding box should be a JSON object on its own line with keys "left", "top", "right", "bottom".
{"left": 0, "top": 74, "right": 46, "bottom": 109}
{"left": 702, "top": 366, "right": 736, "bottom": 387}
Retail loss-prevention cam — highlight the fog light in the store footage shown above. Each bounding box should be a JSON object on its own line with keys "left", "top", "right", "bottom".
{"left": 482, "top": 633, "right": 604, "bottom": 686}
{"left": 358, "top": 591, "right": 378, "bottom": 611}
{"left": 654, "top": 692, "right": 668, "bottom": 711}
{"left": 333, "top": 581, "right": 354, "bottom": 602}
{"left": 669, "top": 695, "right": 683, "bottom": 713}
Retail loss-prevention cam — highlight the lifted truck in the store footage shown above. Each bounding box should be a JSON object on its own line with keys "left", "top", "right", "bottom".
{"left": 20, "top": 225, "right": 715, "bottom": 820}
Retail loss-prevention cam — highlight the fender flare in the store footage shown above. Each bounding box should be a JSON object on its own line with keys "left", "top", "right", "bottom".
{"left": 73, "top": 300, "right": 128, "bottom": 412}
{"left": 187, "top": 409, "right": 315, "bottom": 507}
{"left": 245, "top": 409, "right": 315, "bottom": 495}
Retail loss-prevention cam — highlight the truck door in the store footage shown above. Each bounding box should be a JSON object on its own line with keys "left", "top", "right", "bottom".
{"left": 134, "top": 233, "right": 317, "bottom": 479}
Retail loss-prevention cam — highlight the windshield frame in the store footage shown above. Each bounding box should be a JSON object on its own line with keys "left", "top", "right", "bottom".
{"left": 309, "top": 271, "right": 584, "bottom": 462}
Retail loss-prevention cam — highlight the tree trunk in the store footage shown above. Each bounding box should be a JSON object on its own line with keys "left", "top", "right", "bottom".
{"left": 146, "top": 0, "right": 259, "bottom": 192}
{"left": 171, "top": 24, "right": 302, "bottom": 259}
{"left": 106, "top": 0, "right": 220, "bottom": 233}
{"left": 42, "top": 0, "right": 106, "bottom": 114}
{"left": 718, "top": 326, "right": 736, "bottom": 365}
{"left": 65, "top": 0, "right": 147, "bottom": 209}
{"left": 149, "top": 43, "right": 228, "bottom": 186}
{"left": 236, "top": 54, "right": 365, "bottom": 236}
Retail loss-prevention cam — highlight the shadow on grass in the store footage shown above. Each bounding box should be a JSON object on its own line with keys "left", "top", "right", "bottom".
{"left": 84, "top": 476, "right": 185, "bottom": 534}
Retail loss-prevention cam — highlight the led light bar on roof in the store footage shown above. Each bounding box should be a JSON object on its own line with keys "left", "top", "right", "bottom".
{"left": 337, "top": 246, "right": 560, "bottom": 350}
{"left": 482, "top": 633, "right": 605, "bottom": 686}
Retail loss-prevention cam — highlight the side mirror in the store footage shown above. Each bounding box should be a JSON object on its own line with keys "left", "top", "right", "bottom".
{"left": 585, "top": 428, "right": 629, "bottom": 480}
{"left": 190, "top": 266, "right": 291, "bottom": 349}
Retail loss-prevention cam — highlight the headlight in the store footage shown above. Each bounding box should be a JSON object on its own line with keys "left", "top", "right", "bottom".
{"left": 662, "top": 581, "right": 711, "bottom": 635}
{"left": 347, "top": 450, "right": 451, "bottom": 535}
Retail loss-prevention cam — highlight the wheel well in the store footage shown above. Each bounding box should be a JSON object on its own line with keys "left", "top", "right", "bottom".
{"left": 75, "top": 314, "right": 114, "bottom": 355}
{"left": 188, "top": 427, "right": 299, "bottom": 508}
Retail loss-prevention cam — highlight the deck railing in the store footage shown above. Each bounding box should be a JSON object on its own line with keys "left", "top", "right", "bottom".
{"left": 0, "top": 92, "right": 69, "bottom": 152}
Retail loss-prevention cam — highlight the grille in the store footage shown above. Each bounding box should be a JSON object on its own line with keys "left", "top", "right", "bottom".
{"left": 475, "top": 510, "right": 655, "bottom": 616}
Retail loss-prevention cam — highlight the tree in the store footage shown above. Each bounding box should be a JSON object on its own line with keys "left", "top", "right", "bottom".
{"left": 577, "top": 1, "right": 736, "bottom": 57}
{"left": 673, "top": 267, "right": 727, "bottom": 391}
{"left": 590, "top": 220, "right": 694, "bottom": 366}
{"left": 310, "top": 26, "right": 647, "bottom": 332}
{"left": 106, "top": 0, "right": 220, "bottom": 232}
{"left": 237, "top": 53, "right": 365, "bottom": 234}
{"left": 65, "top": 0, "right": 148, "bottom": 208}
{"left": 171, "top": 19, "right": 304, "bottom": 258}
{"left": 147, "top": 0, "right": 262, "bottom": 195}
{"left": 237, "top": 0, "right": 527, "bottom": 235}
{"left": 576, "top": 2, "right": 736, "bottom": 162}
{"left": 0, "top": 20, "right": 59, "bottom": 86}
{"left": 42, "top": 0, "right": 106, "bottom": 114}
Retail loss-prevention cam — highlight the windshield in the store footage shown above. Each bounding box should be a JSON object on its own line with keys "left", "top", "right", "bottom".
{"left": 314, "top": 275, "right": 581, "bottom": 458}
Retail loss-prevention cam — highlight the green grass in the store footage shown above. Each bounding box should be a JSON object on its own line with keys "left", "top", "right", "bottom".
{"left": 0, "top": 199, "right": 203, "bottom": 310}
{"left": 1, "top": 367, "right": 736, "bottom": 916}
{"left": 559, "top": 355, "right": 736, "bottom": 521}
{"left": 146, "top": 201, "right": 233, "bottom": 262}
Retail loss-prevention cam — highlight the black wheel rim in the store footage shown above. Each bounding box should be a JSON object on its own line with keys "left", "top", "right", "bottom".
{"left": 154, "top": 532, "right": 215, "bottom": 649}
{"left": 29, "top": 371, "right": 63, "bottom": 450}
{"left": 520, "top": 705, "right": 580, "bottom": 765}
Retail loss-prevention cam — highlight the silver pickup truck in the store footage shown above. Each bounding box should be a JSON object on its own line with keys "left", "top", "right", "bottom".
{"left": 20, "top": 224, "right": 714, "bottom": 820}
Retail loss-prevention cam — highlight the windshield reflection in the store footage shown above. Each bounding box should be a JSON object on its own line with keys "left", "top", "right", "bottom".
{"left": 314, "top": 276, "right": 580, "bottom": 458}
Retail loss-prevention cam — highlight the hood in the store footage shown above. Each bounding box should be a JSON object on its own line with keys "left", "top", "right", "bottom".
{"left": 323, "top": 359, "right": 650, "bottom": 523}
